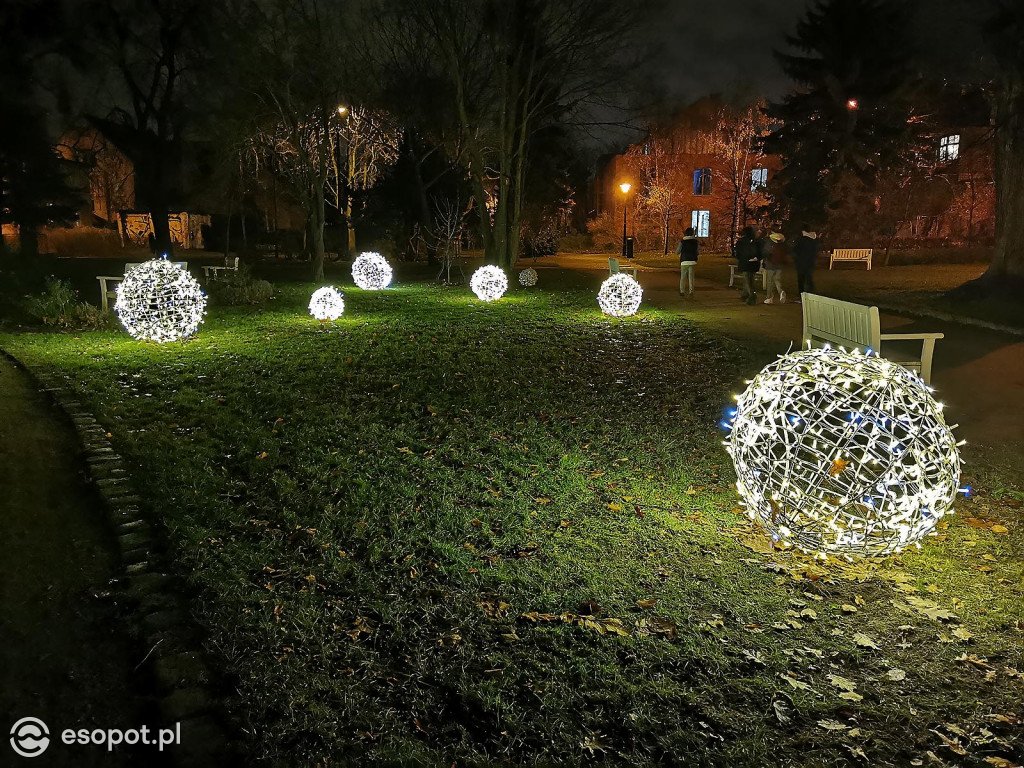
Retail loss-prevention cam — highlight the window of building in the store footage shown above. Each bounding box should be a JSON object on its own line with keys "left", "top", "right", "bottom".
{"left": 751, "top": 167, "right": 768, "bottom": 191}
{"left": 642, "top": 142, "right": 651, "bottom": 155}
{"left": 693, "top": 167, "right": 712, "bottom": 195}
{"left": 938, "top": 134, "right": 960, "bottom": 162}
{"left": 691, "top": 210, "right": 710, "bottom": 238}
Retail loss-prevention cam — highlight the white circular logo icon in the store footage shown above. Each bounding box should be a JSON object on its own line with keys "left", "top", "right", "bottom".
{"left": 10, "top": 718, "right": 49, "bottom": 758}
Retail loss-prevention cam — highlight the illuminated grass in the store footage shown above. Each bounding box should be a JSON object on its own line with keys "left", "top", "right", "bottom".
{"left": 2, "top": 279, "right": 1021, "bottom": 767}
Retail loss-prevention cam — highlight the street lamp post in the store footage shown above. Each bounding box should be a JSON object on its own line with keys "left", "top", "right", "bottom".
{"left": 619, "top": 182, "right": 631, "bottom": 259}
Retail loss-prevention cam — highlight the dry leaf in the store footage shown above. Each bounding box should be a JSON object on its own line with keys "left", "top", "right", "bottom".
{"left": 887, "top": 668, "right": 907, "bottom": 681}
{"left": 818, "top": 719, "right": 848, "bottom": 731}
{"left": 854, "top": 632, "right": 880, "bottom": 650}
{"left": 828, "top": 674, "right": 858, "bottom": 692}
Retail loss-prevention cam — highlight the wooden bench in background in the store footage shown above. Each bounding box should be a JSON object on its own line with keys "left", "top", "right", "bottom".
{"left": 608, "top": 257, "right": 638, "bottom": 277}
{"left": 830, "top": 248, "right": 872, "bottom": 270}
{"left": 202, "top": 256, "right": 240, "bottom": 280}
{"left": 728, "top": 264, "right": 767, "bottom": 290}
{"left": 801, "top": 292, "right": 943, "bottom": 385}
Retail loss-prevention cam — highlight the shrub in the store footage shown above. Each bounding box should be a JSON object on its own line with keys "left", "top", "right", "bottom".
{"left": 206, "top": 267, "right": 274, "bottom": 305}
{"left": 42, "top": 226, "right": 124, "bottom": 259}
{"left": 522, "top": 223, "right": 559, "bottom": 259}
{"left": 23, "top": 277, "right": 111, "bottom": 329}
{"left": 557, "top": 233, "right": 595, "bottom": 253}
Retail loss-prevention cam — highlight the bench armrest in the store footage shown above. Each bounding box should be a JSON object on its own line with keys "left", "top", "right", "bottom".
{"left": 879, "top": 332, "right": 944, "bottom": 340}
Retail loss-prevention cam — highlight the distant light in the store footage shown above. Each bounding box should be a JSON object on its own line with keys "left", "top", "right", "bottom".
{"left": 619, "top": 182, "right": 631, "bottom": 195}
{"left": 846, "top": 98, "right": 859, "bottom": 110}
{"left": 518, "top": 267, "right": 538, "bottom": 287}
{"left": 337, "top": 105, "right": 348, "bottom": 115}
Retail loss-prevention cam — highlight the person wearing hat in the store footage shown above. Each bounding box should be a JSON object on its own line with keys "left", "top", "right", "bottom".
{"left": 762, "top": 232, "right": 787, "bottom": 304}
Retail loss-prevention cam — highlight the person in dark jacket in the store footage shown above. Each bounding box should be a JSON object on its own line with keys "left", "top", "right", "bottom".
{"left": 762, "top": 232, "right": 787, "bottom": 304}
{"left": 735, "top": 226, "right": 760, "bottom": 305}
{"left": 793, "top": 225, "right": 820, "bottom": 299}
{"left": 675, "top": 226, "right": 699, "bottom": 295}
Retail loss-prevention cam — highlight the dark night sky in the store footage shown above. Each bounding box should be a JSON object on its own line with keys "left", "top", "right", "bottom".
{"left": 649, "top": 0, "right": 812, "bottom": 102}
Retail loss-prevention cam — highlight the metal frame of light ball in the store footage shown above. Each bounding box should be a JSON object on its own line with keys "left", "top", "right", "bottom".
{"left": 309, "top": 286, "right": 345, "bottom": 320}
{"left": 115, "top": 259, "right": 207, "bottom": 343}
{"left": 597, "top": 273, "right": 643, "bottom": 317}
{"left": 470, "top": 265, "right": 508, "bottom": 302}
{"left": 351, "top": 252, "right": 393, "bottom": 290}
{"left": 725, "top": 345, "right": 964, "bottom": 559}
{"left": 518, "top": 267, "right": 538, "bottom": 287}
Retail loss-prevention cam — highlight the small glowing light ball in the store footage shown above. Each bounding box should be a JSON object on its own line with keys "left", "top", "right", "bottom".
{"left": 351, "top": 252, "right": 393, "bottom": 290}
{"left": 597, "top": 273, "right": 642, "bottom": 317}
{"left": 725, "top": 347, "right": 963, "bottom": 558}
{"left": 115, "top": 259, "right": 206, "bottom": 342}
{"left": 470, "top": 265, "right": 508, "bottom": 302}
{"left": 518, "top": 267, "right": 538, "bottom": 287}
{"left": 309, "top": 287, "right": 345, "bottom": 320}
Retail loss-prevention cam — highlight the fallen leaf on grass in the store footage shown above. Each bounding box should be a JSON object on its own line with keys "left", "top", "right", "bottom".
{"left": 839, "top": 691, "right": 864, "bottom": 702}
{"left": 983, "top": 758, "right": 1021, "bottom": 768}
{"left": 779, "top": 673, "right": 812, "bottom": 691}
{"left": 887, "top": 668, "right": 907, "bottom": 681}
{"left": 841, "top": 604, "right": 859, "bottom": 614}
{"left": 853, "top": 632, "right": 880, "bottom": 650}
{"left": 827, "top": 674, "right": 858, "bottom": 692}
{"left": 952, "top": 626, "right": 973, "bottom": 642}
{"left": 636, "top": 599, "right": 657, "bottom": 609}
{"left": 990, "top": 525, "right": 1009, "bottom": 534}
{"left": 817, "top": 719, "right": 848, "bottom": 731}
{"left": 772, "top": 697, "right": 793, "bottom": 725}
{"left": 636, "top": 617, "right": 678, "bottom": 639}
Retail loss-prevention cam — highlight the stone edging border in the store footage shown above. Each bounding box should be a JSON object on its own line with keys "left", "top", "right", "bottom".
{"left": 1, "top": 349, "right": 237, "bottom": 764}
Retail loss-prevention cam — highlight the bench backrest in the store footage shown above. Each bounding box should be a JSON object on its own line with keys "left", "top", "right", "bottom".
{"left": 608, "top": 257, "right": 621, "bottom": 273}
{"left": 801, "top": 293, "right": 881, "bottom": 351}
{"left": 831, "top": 249, "right": 872, "bottom": 260}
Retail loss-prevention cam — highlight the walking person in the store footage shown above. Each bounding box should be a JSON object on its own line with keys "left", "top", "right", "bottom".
{"left": 675, "top": 227, "right": 698, "bottom": 296}
{"left": 762, "top": 232, "right": 787, "bottom": 304}
{"left": 794, "top": 226, "right": 820, "bottom": 300}
{"left": 735, "top": 226, "right": 760, "bottom": 305}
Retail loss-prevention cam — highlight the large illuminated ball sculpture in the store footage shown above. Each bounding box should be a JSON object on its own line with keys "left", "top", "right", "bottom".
{"left": 115, "top": 259, "right": 206, "bottom": 343}
{"left": 351, "top": 252, "right": 393, "bottom": 290}
{"left": 725, "top": 346, "right": 963, "bottom": 558}
{"left": 597, "top": 273, "right": 643, "bottom": 317}
{"left": 518, "top": 267, "right": 538, "bottom": 287}
{"left": 309, "top": 287, "right": 345, "bottom": 320}
{"left": 470, "top": 265, "right": 508, "bottom": 302}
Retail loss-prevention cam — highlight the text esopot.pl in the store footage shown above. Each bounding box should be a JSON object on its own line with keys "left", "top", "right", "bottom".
{"left": 9, "top": 718, "right": 183, "bottom": 759}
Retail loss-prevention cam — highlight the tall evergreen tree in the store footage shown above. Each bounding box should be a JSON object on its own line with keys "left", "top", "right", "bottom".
{"left": 764, "top": 0, "right": 921, "bottom": 229}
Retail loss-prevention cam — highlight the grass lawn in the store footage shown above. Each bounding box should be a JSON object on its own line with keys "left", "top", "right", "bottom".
{"left": 2, "top": 277, "right": 1022, "bottom": 767}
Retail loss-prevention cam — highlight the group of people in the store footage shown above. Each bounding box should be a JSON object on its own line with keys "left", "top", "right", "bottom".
{"left": 675, "top": 224, "right": 821, "bottom": 305}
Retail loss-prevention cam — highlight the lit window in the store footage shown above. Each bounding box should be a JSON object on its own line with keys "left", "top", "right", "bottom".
{"left": 642, "top": 142, "right": 651, "bottom": 155}
{"left": 938, "top": 134, "right": 960, "bottom": 162}
{"left": 751, "top": 168, "right": 768, "bottom": 191}
{"left": 693, "top": 167, "right": 712, "bottom": 195}
{"left": 691, "top": 210, "right": 710, "bottom": 238}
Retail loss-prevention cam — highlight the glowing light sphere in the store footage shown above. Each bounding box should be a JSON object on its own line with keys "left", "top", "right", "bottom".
{"left": 470, "top": 265, "right": 508, "bottom": 302}
{"left": 725, "top": 346, "right": 963, "bottom": 558}
{"left": 597, "top": 273, "right": 642, "bottom": 317}
{"left": 518, "top": 267, "right": 538, "bottom": 287}
{"left": 115, "top": 259, "right": 206, "bottom": 343}
{"left": 351, "top": 252, "right": 393, "bottom": 290}
{"left": 309, "top": 286, "right": 345, "bottom": 320}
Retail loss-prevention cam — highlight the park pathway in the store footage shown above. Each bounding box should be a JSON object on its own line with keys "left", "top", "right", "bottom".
{"left": 535, "top": 254, "right": 1024, "bottom": 458}
{"left": 0, "top": 356, "right": 156, "bottom": 766}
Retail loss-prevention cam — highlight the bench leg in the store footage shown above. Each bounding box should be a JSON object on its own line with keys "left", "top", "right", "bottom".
{"left": 920, "top": 338, "right": 936, "bottom": 386}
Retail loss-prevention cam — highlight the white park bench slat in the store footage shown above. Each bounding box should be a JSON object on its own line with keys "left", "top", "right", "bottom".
{"left": 801, "top": 292, "right": 943, "bottom": 385}
{"left": 830, "top": 248, "right": 872, "bottom": 270}
{"left": 728, "top": 264, "right": 767, "bottom": 290}
{"left": 97, "top": 261, "right": 189, "bottom": 311}
{"left": 202, "top": 256, "right": 240, "bottom": 280}
{"left": 608, "top": 257, "right": 638, "bottom": 277}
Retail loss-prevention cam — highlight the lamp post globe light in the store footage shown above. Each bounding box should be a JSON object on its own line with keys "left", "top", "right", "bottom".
{"left": 114, "top": 259, "right": 207, "bottom": 342}
{"left": 725, "top": 346, "right": 964, "bottom": 559}
{"left": 619, "top": 182, "right": 632, "bottom": 259}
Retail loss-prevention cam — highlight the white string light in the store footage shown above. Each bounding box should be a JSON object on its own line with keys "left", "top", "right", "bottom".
{"left": 725, "top": 346, "right": 963, "bottom": 558}
{"left": 470, "top": 265, "right": 508, "bottom": 302}
{"left": 114, "top": 259, "right": 206, "bottom": 343}
{"left": 597, "top": 273, "right": 642, "bottom": 317}
{"left": 309, "top": 286, "right": 345, "bottom": 320}
{"left": 351, "top": 252, "right": 393, "bottom": 290}
{"left": 518, "top": 267, "right": 538, "bottom": 287}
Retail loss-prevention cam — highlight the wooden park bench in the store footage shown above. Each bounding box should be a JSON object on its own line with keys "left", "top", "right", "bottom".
{"left": 728, "top": 264, "right": 767, "bottom": 290}
{"left": 202, "top": 256, "right": 240, "bottom": 280}
{"left": 608, "top": 257, "right": 638, "bottom": 278}
{"left": 801, "top": 293, "right": 943, "bottom": 385}
{"left": 830, "top": 248, "right": 872, "bottom": 270}
{"left": 97, "top": 261, "right": 188, "bottom": 311}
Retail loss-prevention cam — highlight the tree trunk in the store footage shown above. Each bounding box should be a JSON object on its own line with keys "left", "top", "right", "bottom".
{"left": 985, "top": 77, "right": 1024, "bottom": 280}
{"left": 310, "top": 183, "right": 327, "bottom": 280}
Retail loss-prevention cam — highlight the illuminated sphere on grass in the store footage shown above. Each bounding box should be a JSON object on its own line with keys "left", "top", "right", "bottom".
{"left": 518, "top": 267, "right": 538, "bottom": 287}
{"left": 115, "top": 259, "right": 206, "bottom": 343}
{"left": 351, "top": 252, "right": 393, "bottom": 290}
{"left": 309, "top": 287, "right": 345, "bottom": 320}
{"left": 597, "top": 273, "right": 642, "bottom": 317}
{"left": 470, "top": 265, "right": 508, "bottom": 302}
{"left": 725, "top": 347, "right": 963, "bottom": 558}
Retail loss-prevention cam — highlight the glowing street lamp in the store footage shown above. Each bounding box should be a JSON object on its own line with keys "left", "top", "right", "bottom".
{"left": 337, "top": 105, "right": 348, "bottom": 115}
{"left": 619, "top": 182, "right": 632, "bottom": 259}
{"left": 846, "top": 98, "right": 859, "bottom": 110}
